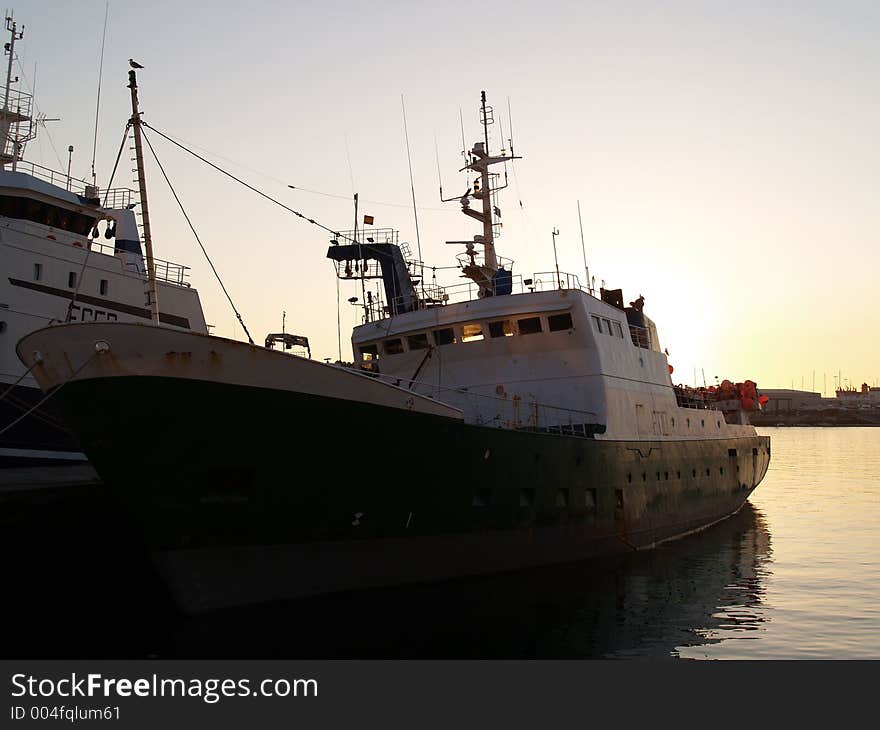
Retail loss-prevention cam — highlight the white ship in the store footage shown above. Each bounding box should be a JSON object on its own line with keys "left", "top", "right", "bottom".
{"left": 0, "top": 15, "right": 206, "bottom": 468}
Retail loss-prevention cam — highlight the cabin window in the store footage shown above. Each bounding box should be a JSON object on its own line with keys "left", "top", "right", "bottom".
{"left": 433, "top": 328, "right": 456, "bottom": 346}
{"left": 0, "top": 321, "right": 6, "bottom": 333}
{"left": 584, "top": 488, "right": 597, "bottom": 512}
{"left": 33, "top": 263, "right": 42, "bottom": 281}
{"left": 99, "top": 279, "right": 108, "bottom": 296}
{"left": 383, "top": 338, "right": 404, "bottom": 355}
{"left": 613, "top": 321, "right": 624, "bottom": 338}
{"left": 67, "top": 271, "right": 77, "bottom": 288}
{"left": 591, "top": 315, "right": 602, "bottom": 333}
{"left": 488, "top": 320, "right": 514, "bottom": 338}
{"left": 359, "top": 343, "right": 379, "bottom": 361}
{"left": 518, "top": 317, "right": 542, "bottom": 335}
{"left": 461, "top": 323, "right": 484, "bottom": 342}
{"left": 0, "top": 194, "right": 95, "bottom": 235}
{"left": 407, "top": 333, "right": 429, "bottom": 350}
{"left": 548, "top": 313, "right": 573, "bottom": 332}
{"left": 602, "top": 318, "right": 613, "bottom": 335}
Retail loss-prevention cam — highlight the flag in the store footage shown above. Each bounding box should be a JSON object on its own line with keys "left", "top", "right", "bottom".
{"left": 363, "top": 214, "right": 374, "bottom": 225}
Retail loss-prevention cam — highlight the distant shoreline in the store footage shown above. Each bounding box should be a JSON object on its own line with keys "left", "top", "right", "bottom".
{"left": 751, "top": 411, "right": 880, "bottom": 428}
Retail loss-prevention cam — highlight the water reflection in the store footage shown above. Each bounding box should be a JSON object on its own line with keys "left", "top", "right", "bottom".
{"left": 159, "top": 504, "right": 773, "bottom": 659}
{"left": 1, "top": 479, "right": 773, "bottom": 658}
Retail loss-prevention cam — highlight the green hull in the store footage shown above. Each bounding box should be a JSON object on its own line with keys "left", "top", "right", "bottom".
{"left": 49, "top": 375, "right": 769, "bottom": 609}
{"left": 53, "top": 375, "right": 769, "bottom": 545}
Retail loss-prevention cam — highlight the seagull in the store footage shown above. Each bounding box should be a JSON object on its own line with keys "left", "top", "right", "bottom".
{"left": 129, "top": 59, "right": 145, "bottom": 69}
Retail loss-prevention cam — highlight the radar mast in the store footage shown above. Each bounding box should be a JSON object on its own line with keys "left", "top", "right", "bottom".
{"left": 444, "top": 90, "right": 521, "bottom": 297}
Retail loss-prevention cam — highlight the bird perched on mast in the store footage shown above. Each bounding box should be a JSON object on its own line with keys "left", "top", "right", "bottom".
{"left": 129, "top": 58, "right": 145, "bottom": 69}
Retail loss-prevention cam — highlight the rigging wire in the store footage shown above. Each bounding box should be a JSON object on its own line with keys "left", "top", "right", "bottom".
{"left": 65, "top": 122, "right": 131, "bottom": 323}
{"left": 146, "top": 127, "right": 453, "bottom": 212}
{"left": 400, "top": 93, "right": 424, "bottom": 298}
{"left": 141, "top": 128, "right": 255, "bottom": 345}
{"left": 142, "top": 121, "right": 352, "bottom": 243}
{"left": 0, "top": 351, "right": 99, "bottom": 441}
{"left": 141, "top": 121, "right": 434, "bottom": 265}
{"left": 90, "top": 2, "right": 109, "bottom": 186}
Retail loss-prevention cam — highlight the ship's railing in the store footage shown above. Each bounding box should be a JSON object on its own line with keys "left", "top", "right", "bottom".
{"left": 673, "top": 385, "right": 720, "bottom": 411}
{"left": 7, "top": 159, "right": 136, "bottom": 206}
{"left": 629, "top": 324, "right": 652, "bottom": 349}
{"left": 349, "top": 367, "right": 603, "bottom": 436}
{"left": 530, "top": 271, "right": 585, "bottom": 292}
{"left": 454, "top": 251, "right": 515, "bottom": 272}
{"left": 0, "top": 86, "right": 34, "bottom": 159}
{"left": 84, "top": 238, "right": 191, "bottom": 286}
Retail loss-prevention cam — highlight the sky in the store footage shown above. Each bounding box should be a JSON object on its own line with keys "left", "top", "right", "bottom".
{"left": 16, "top": 0, "right": 880, "bottom": 393}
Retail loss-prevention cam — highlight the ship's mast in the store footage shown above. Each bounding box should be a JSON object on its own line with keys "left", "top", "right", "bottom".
{"left": 127, "top": 69, "right": 160, "bottom": 325}
{"left": 445, "top": 90, "right": 520, "bottom": 297}
{"left": 0, "top": 15, "right": 33, "bottom": 171}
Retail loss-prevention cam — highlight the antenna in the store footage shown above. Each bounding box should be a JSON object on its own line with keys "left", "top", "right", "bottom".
{"left": 577, "top": 200, "right": 590, "bottom": 294}
{"left": 90, "top": 2, "right": 109, "bottom": 186}
{"left": 400, "top": 94, "right": 424, "bottom": 294}
{"left": 551, "top": 227, "right": 561, "bottom": 289}
{"left": 507, "top": 96, "right": 515, "bottom": 156}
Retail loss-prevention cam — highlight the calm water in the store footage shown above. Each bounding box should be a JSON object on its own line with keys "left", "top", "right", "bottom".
{"left": 2, "top": 427, "right": 878, "bottom": 658}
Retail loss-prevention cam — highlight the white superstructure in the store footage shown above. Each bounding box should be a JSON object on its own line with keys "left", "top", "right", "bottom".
{"left": 332, "top": 90, "right": 753, "bottom": 443}
{"left": 0, "top": 14, "right": 206, "bottom": 463}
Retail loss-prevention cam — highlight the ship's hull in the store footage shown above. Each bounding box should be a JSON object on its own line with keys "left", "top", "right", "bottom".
{"left": 17, "top": 323, "right": 770, "bottom": 612}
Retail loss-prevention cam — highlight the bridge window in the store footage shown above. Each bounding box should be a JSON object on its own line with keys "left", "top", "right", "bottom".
{"left": 461, "top": 323, "right": 484, "bottom": 342}
{"left": 602, "top": 318, "right": 613, "bottom": 334}
{"left": 548, "top": 313, "right": 573, "bottom": 332}
{"left": 488, "top": 320, "right": 514, "bottom": 338}
{"left": 591, "top": 315, "right": 602, "bottom": 333}
{"left": 359, "top": 343, "right": 379, "bottom": 361}
{"left": 407, "top": 333, "right": 429, "bottom": 350}
{"left": 433, "top": 328, "right": 456, "bottom": 346}
{"left": 613, "top": 321, "right": 624, "bottom": 338}
{"left": 0, "top": 194, "right": 95, "bottom": 235}
{"left": 383, "top": 338, "right": 404, "bottom": 355}
{"left": 518, "top": 317, "right": 542, "bottom": 335}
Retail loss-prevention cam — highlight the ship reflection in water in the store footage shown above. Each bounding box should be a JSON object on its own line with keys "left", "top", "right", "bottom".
{"left": 0, "top": 487, "right": 771, "bottom": 659}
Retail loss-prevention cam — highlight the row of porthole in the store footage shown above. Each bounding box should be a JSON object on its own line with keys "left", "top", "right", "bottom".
{"left": 627, "top": 466, "right": 726, "bottom": 483}
{"left": 473, "top": 486, "right": 595, "bottom": 511}
{"left": 670, "top": 416, "right": 722, "bottom": 429}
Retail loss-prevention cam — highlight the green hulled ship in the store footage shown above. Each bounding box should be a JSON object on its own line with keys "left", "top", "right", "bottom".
{"left": 16, "top": 91, "right": 769, "bottom": 612}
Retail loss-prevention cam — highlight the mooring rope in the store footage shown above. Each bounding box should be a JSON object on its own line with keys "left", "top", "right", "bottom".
{"left": 0, "top": 350, "right": 100, "bottom": 440}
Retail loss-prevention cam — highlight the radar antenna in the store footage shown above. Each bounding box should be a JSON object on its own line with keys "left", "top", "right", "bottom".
{"left": 443, "top": 90, "right": 521, "bottom": 297}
